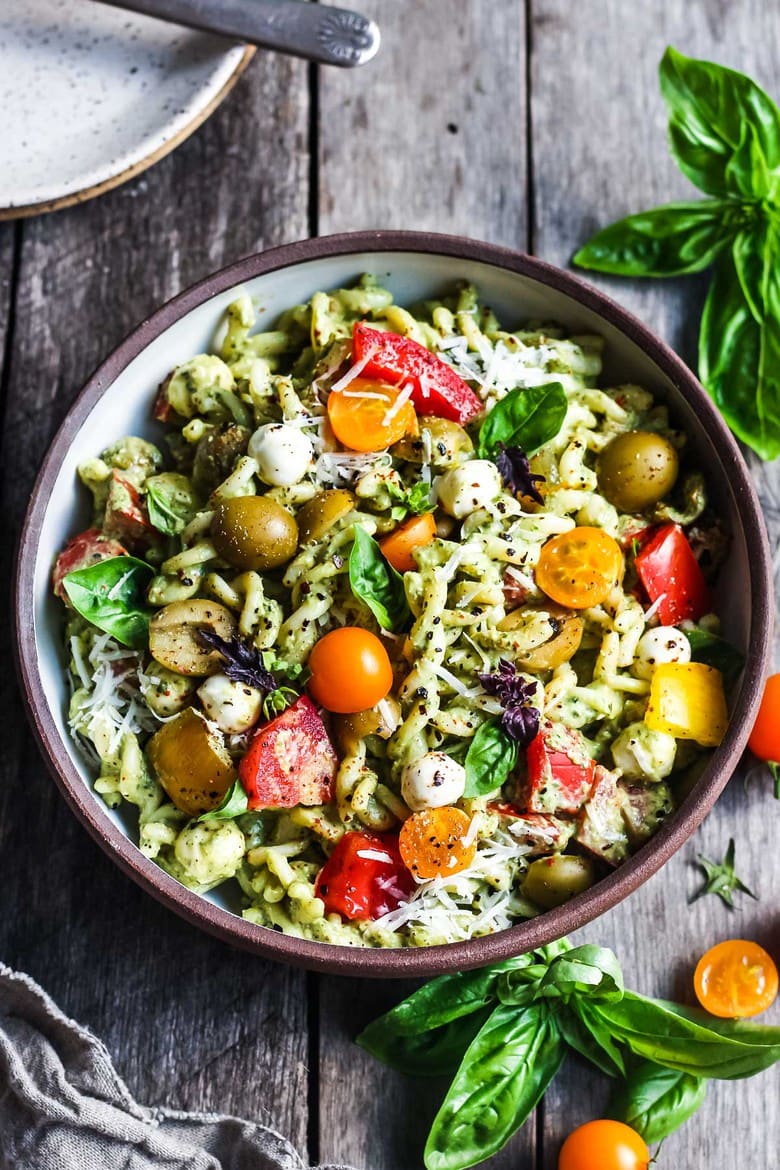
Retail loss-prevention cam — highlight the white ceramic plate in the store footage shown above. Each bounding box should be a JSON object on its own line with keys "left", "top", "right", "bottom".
{"left": 0, "top": 0, "right": 252, "bottom": 219}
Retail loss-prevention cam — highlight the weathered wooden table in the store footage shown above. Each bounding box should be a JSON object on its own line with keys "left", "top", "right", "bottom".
{"left": 1, "top": 2, "right": 778, "bottom": 1166}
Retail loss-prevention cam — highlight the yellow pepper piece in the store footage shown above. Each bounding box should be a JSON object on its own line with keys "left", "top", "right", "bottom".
{"left": 645, "top": 662, "right": 727, "bottom": 747}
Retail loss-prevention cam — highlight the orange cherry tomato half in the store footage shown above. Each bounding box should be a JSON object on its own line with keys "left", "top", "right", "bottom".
{"left": 558, "top": 1120, "right": 649, "bottom": 1170}
{"left": 535, "top": 526, "right": 624, "bottom": 610}
{"left": 327, "top": 376, "right": 418, "bottom": 453}
{"left": 379, "top": 512, "right": 437, "bottom": 572}
{"left": 398, "top": 806, "right": 476, "bottom": 880}
{"left": 307, "top": 627, "right": 393, "bottom": 714}
{"left": 693, "top": 939, "right": 779, "bottom": 1019}
{"left": 748, "top": 673, "right": 780, "bottom": 764}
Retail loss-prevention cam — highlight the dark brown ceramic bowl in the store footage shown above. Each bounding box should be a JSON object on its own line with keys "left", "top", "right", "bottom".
{"left": 14, "top": 231, "right": 772, "bottom": 977}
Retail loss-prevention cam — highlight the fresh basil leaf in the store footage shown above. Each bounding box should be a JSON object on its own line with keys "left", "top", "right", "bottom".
{"left": 387, "top": 479, "right": 434, "bottom": 516}
{"left": 424, "top": 1003, "right": 565, "bottom": 1170}
{"left": 594, "top": 990, "right": 780, "bottom": 1078}
{"left": 477, "top": 382, "right": 567, "bottom": 459}
{"left": 63, "top": 556, "right": 154, "bottom": 649}
{"left": 684, "top": 628, "right": 745, "bottom": 687}
{"left": 660, "top": 46, "right": 780, "bottom": 198}
{"left": 699, "top": 232, "right": 780, "bottom": 460}
{"left": 348, "top": 526, "right": 411, "bottom": 631}
{"left": 559, "top": 1001, "right": 626, "bottom": 1078}
{"left": 463, "top": 719, "right": 518, "bottom": 797}
{"left": 145, "top": 472, "right": 198, "bottom": 536}
{"left": 539, "top": 944, "right": 624, "bottom": 1003}
{"left": 573, "top": 200, "right": 743, "bottom": 276}
{"left": 357, "top": 1006, "right": 493, "bottom": 1079}
{"left": 198, "top": 780, "right": 249, "bottom": 823}
{"left": 770, "top": 761, "right": 780, "bottom": 800}
{"left": 609, "top": 1059, "right": 706, "bottom": 1144}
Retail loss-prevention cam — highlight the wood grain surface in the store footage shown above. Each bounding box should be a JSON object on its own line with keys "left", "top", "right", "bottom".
{"left": 1, "top": 3, "right": 778, "bottom": 1169}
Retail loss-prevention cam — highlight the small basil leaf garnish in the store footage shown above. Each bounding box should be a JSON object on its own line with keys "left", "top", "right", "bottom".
{"left": 477, "top": 382, "right": 567, "bottom": 460}
{"left": 63, "top": 556, "right": 154, "bottom": 649}
{"left": 348, "top": 525, "right": 411, "bottom": 632}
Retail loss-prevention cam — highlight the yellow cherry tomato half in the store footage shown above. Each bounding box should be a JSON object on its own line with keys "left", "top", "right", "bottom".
{"left": 398, "top": 806, "right": 476, "bottom": 880}
{"left": 535, "top": 526, "right": 624, "bottom": 609}
{"left": 379, "top": 512, "right": 437, "bottom": 572}
{"left": 307, "top": 627, "right": 393, "bottom": 714}
{"left": 693, "top": 939, "right": 779, "bottom": 1018}
{"left": 558, "top": 1120, "right": 649, "bottom": 1170}
{"left": 327, "top": 376, "right": 418, "bottom": 453}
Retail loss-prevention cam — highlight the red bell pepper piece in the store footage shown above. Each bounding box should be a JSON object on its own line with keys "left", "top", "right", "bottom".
{"left": 315, "top": 831, "right": 415, "bottom": 921}
{"left": 103, "top": 471, "right": 159, "bottom": 552}
{"left": 635, "top": 522, "right": 711, "bottom": 626}
{"left": 52, "top": 527, "right": 128, "bottom": 601}
{"left": 525, "top": 720, "right": 596, "bottom": 815}
{"left": 352, "top": 322, "right": 483, "bottom": 424}
{"left": 239, "top": 696, "right": 338, "bottom": 809}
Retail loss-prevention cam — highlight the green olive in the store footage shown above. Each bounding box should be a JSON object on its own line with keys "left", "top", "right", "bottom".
{"left": 597, "top": 430, "right": 679, "bottom": 513}
{"left": 497, "top": 604, "right": 584, "bottom": 672}
{"left": 520, "top": 853, "right": 596, "bottom": 910}
{"left": 296, "top": 489, "right": 355, "bottom": 544}
{"left": 148, "top": 707, "right": 236, "bottom": 816}
{"left": 391, "top": 416, "right": 474, "bottom": 469}
{"left": 192, "top": 423, "right": 250, "bottom": 496}
{"left": 333, "top": 696, "right": 402, "bottom": 754}
{"left": 149, "top": 599, "right": 237, "bottom": 676}
{"left": 211, "top": 495, "right": 298, "bottom": 571}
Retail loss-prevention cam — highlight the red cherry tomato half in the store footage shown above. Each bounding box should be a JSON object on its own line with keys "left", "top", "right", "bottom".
{"left": 315, "top": 831, "right": 414, "bottom": 921}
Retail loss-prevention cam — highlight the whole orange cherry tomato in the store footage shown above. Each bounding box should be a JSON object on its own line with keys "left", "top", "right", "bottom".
{"left": 398, "top": 806, "right": 476, "bottom": 880}
{"left": 535, "top": 527, "right": 624, "bottom": 609}
{"left": 748, "top": 673, "right": 780, "bottom": 766}
{"left": 694, "top": 939, "right": 778, "bottom": 1018}
{"left": 558, "top": 1120, "right": 649, "bottom": 1170}
{"left": 307, "top": 627, "right": 393, "bottom": 714}
{"left": 379, "top": 512, "right": 437, "bottom": 572}
{"left": 327, "top": 377, "right": 417, "bottom": 453}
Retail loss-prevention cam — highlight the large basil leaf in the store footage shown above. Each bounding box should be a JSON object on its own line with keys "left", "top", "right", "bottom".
{"left": 609, "top": 1060, "right": 706, "bottom": 1144}
{"left": 424, "top": 1003, "right": 565, "bottom": 1170}
{"left": 558, "top": 1000, "right": 626, "bottom": 1078}
{"left": 463, "top": 719, "right": 518, "bottom": 797}
{"left": 477, "top": 382, "right": 567, "bottom": 459}
{"left": 357, "top": 1007, "right": 493, "bottom": 1079}
{"left": 146, "top": 472, "right": 198, "bottom": 536}
{"left": 573, "top": 200, "right": 743, "bottom": 276}
{"left": 538, "top": 944, "right": 624, "bottom": 1003}
{"left": 348, "top": 526, "right": 411, "bottom": 631}
{"left": 685, "top": 628, "right": 745, "bottom": 687}
{"left": 699, "top": 230, "right": 780, "bottom": 460}
{"left": 660, "top": 46, "right": 780, "bottom": 198}
{"left": 594, "top": 990, "right": 780, "bottom": 1078}
{"left": 63, "top": 556, "right": 154, "bottom": 649}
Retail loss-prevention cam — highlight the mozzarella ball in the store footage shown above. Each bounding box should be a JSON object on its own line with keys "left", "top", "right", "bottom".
{"left": 248, "top": 423, "right": 312, "bottom": 487}
{"left": 634, "top": 627, "right": 691, "bottom": 680}
{"left": 435, "top": 459, "right": 503, "bottom": 519}
{"left": 197, "top": 673, "right": 263, "bottom": 734}
{"left": 611, "top": 721, "right": 677, "bottom": 781}
{"left": 401, "top": 752, "right": 467, "bottom": 811}
{"left": 174, "top": 820, "right": 245, "bottom": 887}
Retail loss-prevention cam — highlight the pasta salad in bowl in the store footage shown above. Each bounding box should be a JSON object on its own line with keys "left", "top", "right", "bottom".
{"left": 16, "top": 234, "right": 771, "bottom": 974}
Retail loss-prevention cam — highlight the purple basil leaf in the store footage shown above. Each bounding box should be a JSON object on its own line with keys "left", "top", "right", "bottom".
{"left": 196, "top": 629, "right": 278, "bottom": 692}
{"left": 495, "top": 444, "right": 545, "bottom": 503}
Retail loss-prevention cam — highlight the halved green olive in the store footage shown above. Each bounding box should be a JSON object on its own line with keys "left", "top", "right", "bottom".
{"left": 497, "top": 604, "right": 584, "bottom": 672}
{"left": 192, "top": 423, "right": 250, "bottom": 496}
{"left": 391, "top": 416, "right": 474, "bottom": 469}
{"left": 148, "top": 707, "right": 236, "bottom": 816}
{"left": 149, "top": 599, "right": 237, "bottom": 676}
{"left": 211, "top": 496, "right": 298, "bottom": 571}
{"left": 597, "top": 430, "right": 679, "bottom": 513}
{"left": 521, "top": 853, "right": 596, "bottom": 909}
{"left": 333, "top": 696, "right": 402, "bottom": 754}
{"left": 297, "top": 489, "right": 355, "bottom": 544}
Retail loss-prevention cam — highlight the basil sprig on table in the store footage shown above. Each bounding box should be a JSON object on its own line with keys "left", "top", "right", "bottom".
{"left": 63, "top": 556, "right": 154, "bottom": 649}
{"left": 574, "top": 46, "right": 780, "bottom": 460}
{"left": 357, "top": 939, "right": 780, "bottom": 1170}
{"left": 349, "top": 525, "right": 411, "bottom": 632}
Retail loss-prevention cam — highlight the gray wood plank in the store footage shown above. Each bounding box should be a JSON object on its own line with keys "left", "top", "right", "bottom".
{"left": 317, "top": 5, "right": 536, "bottom": 1167}
{"left": 530, "top": 2, "right": 780, "bottom": 1164}
{"left": 0, "top": 53, "right": 312, "bottom": 1150}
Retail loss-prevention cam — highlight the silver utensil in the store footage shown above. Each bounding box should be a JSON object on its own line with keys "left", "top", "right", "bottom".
{"left": 93, "top": 0, "right": 380, "bottom": 67}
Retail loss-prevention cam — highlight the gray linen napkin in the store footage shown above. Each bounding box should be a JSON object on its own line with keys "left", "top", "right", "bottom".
{"left": 0, "top": 964, "right": 356, "bottom": 1170}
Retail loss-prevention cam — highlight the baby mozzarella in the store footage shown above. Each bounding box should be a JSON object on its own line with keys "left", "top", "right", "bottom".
{"left": 611, "top": 721, "right": 677, "bottom": 781}
{"left": 435, "top": 459, "right": 503, "bottom": 519}
{"left": 401, "top": 752, "right": 466, "bottom": 811}
{"left": 634, "top": 627, "right": 691, "bottom": 680}
{"left": 248, "top": 423, "right": 312, "bottom": 487}
{"left": 197, "top": 673, "right": 263, "bottom": 734}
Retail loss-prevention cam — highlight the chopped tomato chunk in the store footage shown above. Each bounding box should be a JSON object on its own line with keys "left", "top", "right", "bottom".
{"left": 352, "top": 322, "right": 483, "bottom": 424}
{"left": 525, "top": 720, "right": 596, "bottom": 815}
{"left": 103, "top": 471, "right": 158, "bottom": 551}
{"left": 315, "top": 831, "right": 414, "bottom": 921}
{"left": 635, "top": 522, "right": 711, "bottom": 625}
{"left": 239, "top": 696, "right": 338, "bottom": 809}
{"left": 52, "top": 527, "right": 128, "bottom": 601}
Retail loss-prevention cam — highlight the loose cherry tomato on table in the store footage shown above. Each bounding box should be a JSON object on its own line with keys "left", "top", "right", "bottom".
{"left": 307, "top": 627, "right": 394, "bottom": 714}
{"left": 379, "top": 512, "right": 437, "bottom": 572}
{"left": 398, "top": 806, "right": 476, "bottom": 880}
{"left": 558, "top": 1120, "right": 649, "bottom": 1170}
{"left": 327, "top": 376, "right": 418, "bottom": 452}
{"left": 748, "top": 674, "right": 780, "bottom": 790}
{"left": 694, "top": 939, "right": 778, "bottom": 1018}
{"left": 535, "top": 527, "right": 624, "bottom": 609}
